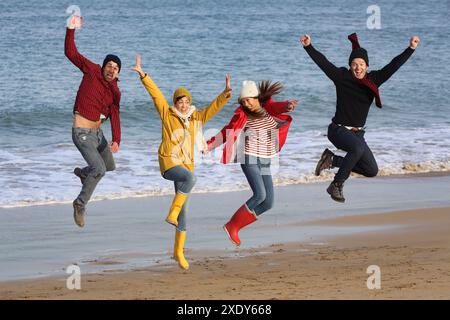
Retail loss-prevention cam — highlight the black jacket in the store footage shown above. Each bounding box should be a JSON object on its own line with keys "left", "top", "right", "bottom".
{"left": 304, "top": 44, "right": 414, "bottom": 127}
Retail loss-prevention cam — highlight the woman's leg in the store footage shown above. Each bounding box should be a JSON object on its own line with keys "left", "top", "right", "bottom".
{"left": 172, "top": 178, "right": 191, "bottom": 270}
{"left": 174, "top": 181, "right": 189, "bottom": 232}
{"left": 162, "top": 166, "right": 196, "bottom": 194}
{"left": 162, "top": 166, "right": 196, "bottom": 227}
{"left": 253, "top": 160, "right": 274, "bottom": 216}
{"left": 224, "top": 157, "right": 267, "bottom": 246}
{"left": 240, "top": 162, "right": 267, "bottom": 212}
{"left": 173, "top": 229, "right": 189, "bottom": 270}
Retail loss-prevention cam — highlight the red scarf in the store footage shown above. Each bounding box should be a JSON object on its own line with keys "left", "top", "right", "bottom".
{"left": 348, "top": 33, "right": 382, "bottom": 108}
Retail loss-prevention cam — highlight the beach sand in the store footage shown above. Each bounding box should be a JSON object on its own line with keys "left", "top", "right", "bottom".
{"left": 1, "top": 205, "right": 449, "bottom": 300}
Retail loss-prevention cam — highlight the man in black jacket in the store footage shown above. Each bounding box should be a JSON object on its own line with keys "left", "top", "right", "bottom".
{"left": 301, "top": 33, "right": 420, "bottom": 203}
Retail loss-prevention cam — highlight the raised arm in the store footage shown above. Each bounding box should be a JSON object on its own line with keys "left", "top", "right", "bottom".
{"left": 300, "top": 34, "right": 342, "bottom": 82}
{"left": 371, "top": 36, "right": 420, "bottom": 86}
{"left": 132, "top": 53, "right": 169, "bottom": 119}
{"left": 64, "top": 16, "right": 98, "bottom": 73}
{"left": 197, "top": 74, "right": 232, "bottom": 124}
{"left": 264, "top": 98, "right": 298, "bottom": 115}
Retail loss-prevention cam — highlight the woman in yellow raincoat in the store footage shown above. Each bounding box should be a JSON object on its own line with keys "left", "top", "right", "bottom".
{"left": 133, "top": 54, "right": 231, "bottom": 269}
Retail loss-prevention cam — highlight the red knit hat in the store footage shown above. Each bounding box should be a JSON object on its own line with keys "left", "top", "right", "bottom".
{"left": 348, "top": 33, "right": 369, "bottom": 66}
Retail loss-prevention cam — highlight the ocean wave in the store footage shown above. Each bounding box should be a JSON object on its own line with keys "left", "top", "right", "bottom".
{"left": 3, "top": 119, "right": 450, "bottom": 209}
{"left": 2, "top": 159, "right": 449, "bottom": 209}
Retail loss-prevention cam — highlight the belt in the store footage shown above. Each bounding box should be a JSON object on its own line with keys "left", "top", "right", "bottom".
{"left": 332, "top": 122, "right": 365, "bottom": 132}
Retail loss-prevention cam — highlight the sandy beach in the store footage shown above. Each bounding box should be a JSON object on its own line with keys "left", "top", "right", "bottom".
{"left": 1, "top": 0, "right": 449, "bottom": 304}
{"left": 1, "top": 175, "right": 450, "bottom": 300}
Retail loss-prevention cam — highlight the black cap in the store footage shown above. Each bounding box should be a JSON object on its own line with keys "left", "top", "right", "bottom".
{"left": 349, "top": 47, "right": 369, "bottom": 66}
{"left": 102, "top": 54, "right": 121, "bottom": 73}
{"left": 348, "top": 33, "right": 369, "bottom": 66}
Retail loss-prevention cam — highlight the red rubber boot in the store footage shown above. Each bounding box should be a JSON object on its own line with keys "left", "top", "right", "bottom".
{"left": 223, "top": 204, "right": 257, "bottom": 246}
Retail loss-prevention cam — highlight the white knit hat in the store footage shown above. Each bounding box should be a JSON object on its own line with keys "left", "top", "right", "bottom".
{"left": 239, "top": 80, "right": 259, "bottom": 100}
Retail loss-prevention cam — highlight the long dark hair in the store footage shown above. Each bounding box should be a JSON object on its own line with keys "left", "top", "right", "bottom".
{"left": 258, "top": 80, "right": 284, "bottom": 104}
{"left": 241, "top": 80, "right": 284, "bottom": 118}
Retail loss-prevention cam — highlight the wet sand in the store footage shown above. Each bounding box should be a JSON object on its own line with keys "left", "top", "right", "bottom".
{"left": 1, "top": 206, "right": 449, "bottom": 300}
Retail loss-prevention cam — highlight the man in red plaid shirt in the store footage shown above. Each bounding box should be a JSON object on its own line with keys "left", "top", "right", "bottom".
{"left": 65, "top": 15, "right": 122, "bottom": 228}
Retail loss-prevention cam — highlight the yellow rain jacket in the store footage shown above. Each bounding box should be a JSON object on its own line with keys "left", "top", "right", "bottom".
{"left": 141, "top": 74, "right": 231, "bottom": 174}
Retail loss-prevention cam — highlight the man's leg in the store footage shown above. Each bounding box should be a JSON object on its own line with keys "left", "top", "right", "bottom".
{"left": 329, "top": 131, "right": 378, "bottom": 178}
{"left": 75, "top": 133, "right": 115, "bottom": 183}
{"left": 326, "top": 125, "right": 369, "bottom": 202}
{"left": 327, "top": 125, "right": 368, "bottom": 183}
{"left": 72, "top": 128, "right": 107, "bottom": 206}
{"left": 350, "top": 145, "right": 378, "bottom": 178}
{"left": 98, "top": 133, "right": 116, "bottom": 172}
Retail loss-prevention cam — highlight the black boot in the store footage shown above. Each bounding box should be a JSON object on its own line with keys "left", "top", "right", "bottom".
{"left": 315, "top": 148, "right": 334, "bottom": 176}
{"left": 327, "top": 181, "right": 345, "bottom": 203}
{"left": 74, "top": 167, "right": 86, "bottom": 185}
{"left": 73, "top": 199, "right": 85, "bottom": 228}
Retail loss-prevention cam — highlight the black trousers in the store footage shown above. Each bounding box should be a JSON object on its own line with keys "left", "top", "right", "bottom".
{"left": 327, "top": 123, "right": 379, "bottom": 183}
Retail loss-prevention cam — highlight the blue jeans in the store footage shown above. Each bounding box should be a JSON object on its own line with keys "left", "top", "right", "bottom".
{"left": 240, "top": 155, "right": 274, "bottom": 216}
{"left": 162, "top": 166, "right": 197, "bottom": 232}
{"left": 327, "top": 123, "right": 379, "bottom": 183}
{"left": 72, "top": 127, "right": 115, "bottom": 206}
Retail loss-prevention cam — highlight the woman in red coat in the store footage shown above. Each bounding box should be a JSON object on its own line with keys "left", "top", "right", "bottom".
{"left": 206, "top": 81, "right": 298, "bottom": 246}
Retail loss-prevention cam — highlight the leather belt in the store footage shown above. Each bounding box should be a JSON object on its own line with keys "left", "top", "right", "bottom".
{"left": 332, "top": 122, "right": 365, "bottom": 132}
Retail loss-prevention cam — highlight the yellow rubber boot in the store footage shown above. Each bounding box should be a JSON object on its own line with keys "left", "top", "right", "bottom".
{"left": 173, "top": 230, "right": 189, "bottom": 270}
{"left": 166, "top": 192, "right": 187, "bottom": 227}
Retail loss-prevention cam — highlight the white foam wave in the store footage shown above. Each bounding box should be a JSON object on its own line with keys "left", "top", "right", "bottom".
{"left": 2, "top": 125, "right": 450, "bottom": 208}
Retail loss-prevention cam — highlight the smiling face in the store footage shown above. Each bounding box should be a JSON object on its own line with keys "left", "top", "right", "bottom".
{"left": 102, "top": 61, "right": 120, "bottom": 82}
{"left": 174, "top": 96, "right": 191, "bottom": 115}
{"left": 350, "top": 58, "right": 368, "bottom": 79}
{"left": 240, "top": 97, "right": 261, "bottom": 113}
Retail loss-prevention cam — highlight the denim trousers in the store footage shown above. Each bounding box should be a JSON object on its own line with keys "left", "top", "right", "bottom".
{"left": 240, "top": 155, "right": 274, "bottom": 216}
{"left": 162, "top": 165, "right": 197, "bottom": 231}
{"left": 72, "top": 127, "right": 115, "bottom": 206}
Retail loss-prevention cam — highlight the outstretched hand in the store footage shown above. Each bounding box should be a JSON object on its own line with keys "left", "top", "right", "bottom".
{"left": 132, "top": 53, "right": 145, "bottom": 78}
{"left": 409, "top": 36, "right": 420, "bottom": 49}
{"left": 225, "top": 74, "right": 232, "bottom": 92}
{"left": 286, "top": 100, "right": 298, "bottom": 112}
{"left": 300, "top": 34, "right": 311, "bottom": 47}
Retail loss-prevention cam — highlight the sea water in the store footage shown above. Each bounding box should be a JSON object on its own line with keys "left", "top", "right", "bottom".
{"left": 0, "top": 0, "right": 449, "bottom": 207}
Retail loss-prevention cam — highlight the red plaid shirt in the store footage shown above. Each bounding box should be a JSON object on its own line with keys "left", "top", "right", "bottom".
{"left": 65, "top": 28, "right": 121, "bottom": 145}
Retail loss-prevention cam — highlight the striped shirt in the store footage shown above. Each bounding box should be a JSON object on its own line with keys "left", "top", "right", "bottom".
{"left": 65, "top": 28, "right": 121, "bottom": 145}
{"left": 244, "top": 113, "right": 279, "bottom": 158}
